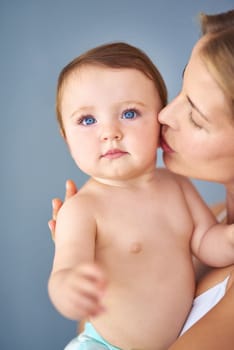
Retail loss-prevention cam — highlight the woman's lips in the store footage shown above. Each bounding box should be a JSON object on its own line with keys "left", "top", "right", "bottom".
{"left": 160, "top": 135, "right": 174, "bottom": 153}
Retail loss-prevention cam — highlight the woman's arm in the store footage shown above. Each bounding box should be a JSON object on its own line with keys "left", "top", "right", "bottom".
{"left": 168, "top": 278, "right": 234, "bottom": 350}
{"left": 169, "top": 202, "right": 233, "bottom": 350}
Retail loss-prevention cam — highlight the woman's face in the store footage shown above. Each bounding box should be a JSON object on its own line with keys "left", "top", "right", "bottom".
{"left": 158, "top": 37, "right": 234, "bottom": 184}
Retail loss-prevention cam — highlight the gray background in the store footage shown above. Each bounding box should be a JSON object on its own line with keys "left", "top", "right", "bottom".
{"left": 1, "top": 0, "right": 233, "bottom": 349}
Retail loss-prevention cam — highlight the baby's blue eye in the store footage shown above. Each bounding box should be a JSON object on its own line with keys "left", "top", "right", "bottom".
{"left": 80, "top": 116, "right": 96, "bottom": 126}
{"left": 122, "top": 110, "right": 137, "bottom": 119}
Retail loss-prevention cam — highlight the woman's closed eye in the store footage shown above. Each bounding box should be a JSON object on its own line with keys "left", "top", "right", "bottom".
{"left": 77, "top": 115, "right": 97, "bottom": 126}
{"left": 189, "top": 112, "right": 202, "bottom": 129}
{"left": 121, "top": 108, "right": 140, "bottom": 120}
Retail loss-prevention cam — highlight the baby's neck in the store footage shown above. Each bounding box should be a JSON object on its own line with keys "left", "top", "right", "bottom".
{"left": 91, "top": 169, "right": 158, "bottom": 189}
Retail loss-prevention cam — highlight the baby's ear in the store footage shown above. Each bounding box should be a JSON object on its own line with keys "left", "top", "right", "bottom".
{"left": 60, "top": 128, "right": 71, "bottom": 152}
{"left": 60, "top": 128, "right": 66, "bottom": 140}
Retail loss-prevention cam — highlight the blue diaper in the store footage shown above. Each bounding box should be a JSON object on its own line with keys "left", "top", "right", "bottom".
{"left": 64, "top": 322, "right": 122, "bottom": 350}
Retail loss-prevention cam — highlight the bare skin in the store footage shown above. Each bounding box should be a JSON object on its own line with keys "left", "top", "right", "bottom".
{"left": 49, "top": 170, "right": 193, "bottom": 349}
{"left": 158, "top": 24, "right": 234, "bottom": 348}
{"left": 49, "top": 186, "right": 234, "bottom": 350}
{"left": 48, "top": 64, "right": 234, "bottom": 350}
{"left": 168, "top": 204, "right": 234, "bottom": 350}
{"left": 169, "top": 264, "right": 234, "bottom": 350}
{"left": 49, "top": 169, "right": 234, "bottom": 350}
{"left": 48, "top": 180, "right": 78, "bottom": 240}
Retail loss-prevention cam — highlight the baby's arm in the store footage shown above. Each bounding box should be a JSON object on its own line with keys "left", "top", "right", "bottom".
{"left": 48, "top": 194, "right": 107, "bottom": 320}
{"left": 192, "top": 221, "right": 234, "bottom": 266}
{"left": 178, "top": 176, "right": 234, "bottom": 266}
{"left": 48, "top": 179, "right": 78, "bottom": 240}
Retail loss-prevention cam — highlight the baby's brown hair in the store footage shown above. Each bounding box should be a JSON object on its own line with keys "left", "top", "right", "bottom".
{"left": 56, "top": 42, "right": 168, "bottom": 137}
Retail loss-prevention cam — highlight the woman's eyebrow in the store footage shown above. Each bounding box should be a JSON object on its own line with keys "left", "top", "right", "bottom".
{"left": 186, "top": 95, "right": 209, "bottom": 122}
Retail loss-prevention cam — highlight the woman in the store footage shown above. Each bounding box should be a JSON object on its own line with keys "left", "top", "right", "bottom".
{"left": 158, "top": 9, "right": 234, "bottom": 350}
{"left": 159, "top": 11, "right": 234, "bottom": 190}
{"left": 49, "top": 10, "right": 234, "bottom": 350}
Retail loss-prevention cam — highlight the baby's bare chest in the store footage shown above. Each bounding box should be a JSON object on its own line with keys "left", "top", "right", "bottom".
{"left": 95, "top": 189, "right": 193, "bottom": 255}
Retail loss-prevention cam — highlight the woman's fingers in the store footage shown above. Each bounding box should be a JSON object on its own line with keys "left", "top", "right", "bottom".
{"left": 65, "top": 179, "right": 78, "bottom": 200}
{"left": 48, "top": 198, "right": 62, "bottom": 240}
{"left": 48, "top": 219, "right": 56, "bottom": 240}
{"left": 52, "top": 198, "right": 63, "bottom": 220}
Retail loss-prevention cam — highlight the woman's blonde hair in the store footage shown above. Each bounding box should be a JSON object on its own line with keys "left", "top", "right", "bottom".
{"left": 56, "top": 42, "right": 168, "bottom": 137}
{"left": 199, "top": 10, "right": 234, "bottom": 113}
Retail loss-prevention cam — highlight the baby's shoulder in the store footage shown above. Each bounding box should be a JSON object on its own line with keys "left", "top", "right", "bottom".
{"left": 60, "top": 183, "right": 97, "bottom": 215}
{"left": 156, "top": 169, "right": 197, "bottom": 204}
{"left": 157, "top": 167, "right": 188, "bottom": 186}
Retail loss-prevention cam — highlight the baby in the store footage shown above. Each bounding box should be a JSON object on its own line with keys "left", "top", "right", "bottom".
{"left": 48, "top": 42, "right": 234, "bottom": 350}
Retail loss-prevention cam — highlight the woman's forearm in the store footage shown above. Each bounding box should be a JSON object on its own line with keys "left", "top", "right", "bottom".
{"left": 226, "top": 189, "right": 234, "bottom": 224}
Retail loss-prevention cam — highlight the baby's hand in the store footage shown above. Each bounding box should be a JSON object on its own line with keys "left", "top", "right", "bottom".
{"left": 56, "top": 263, "right": 107, "bottom": 320}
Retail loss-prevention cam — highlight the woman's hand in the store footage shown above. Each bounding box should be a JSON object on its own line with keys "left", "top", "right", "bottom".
{"left": 48, "top": 179, "right": 78, "bottom": 240}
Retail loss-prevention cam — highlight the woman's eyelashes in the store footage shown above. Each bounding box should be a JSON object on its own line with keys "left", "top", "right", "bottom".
{"left": 189, "top": 111, "right": 202, "bottom": 129}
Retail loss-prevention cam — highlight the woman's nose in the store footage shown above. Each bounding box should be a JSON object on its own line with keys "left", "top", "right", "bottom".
{"left": 158, "top": 98, "right": 180, "bottom": 130}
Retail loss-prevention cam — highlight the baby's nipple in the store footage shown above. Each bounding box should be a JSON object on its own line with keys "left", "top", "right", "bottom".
{"left": 130, "top": 242, "right": 142, "bottom": 254}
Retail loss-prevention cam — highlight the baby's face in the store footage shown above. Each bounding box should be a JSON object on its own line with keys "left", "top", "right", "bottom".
{"left": 60, "top": 65, "right": 162, "bottom": 183}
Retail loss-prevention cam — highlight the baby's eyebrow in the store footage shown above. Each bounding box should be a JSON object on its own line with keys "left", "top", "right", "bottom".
{"left": 70, "top": 106, "right": 93, "bottom": 118}
{"left": 186, "top": 95, "right": 209, "bottom": 122}
{"left": 117, "top": 100, "right": 147, "bottom": 107}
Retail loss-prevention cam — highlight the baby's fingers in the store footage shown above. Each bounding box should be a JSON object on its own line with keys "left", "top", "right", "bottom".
{"left": 66, "top": 272, "right": 107, "bottom": 319}
{"left": 79, "top": 264, "right": 107, "bottom": 290}
{"left": 71, "top": 290, "right": 106, "bottom": 318}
